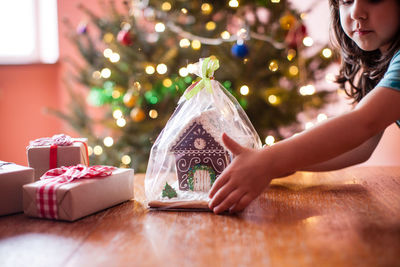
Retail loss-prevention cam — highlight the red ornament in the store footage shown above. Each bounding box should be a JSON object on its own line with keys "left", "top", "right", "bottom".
{"left": 285, "top": 24, "right": 307, "bottom": 49}
{"left": 117, "top": 30, "right": 133, "bottom": 46}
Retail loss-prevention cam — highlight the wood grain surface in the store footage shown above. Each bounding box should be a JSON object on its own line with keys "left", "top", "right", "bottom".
{"left": 1, "top": 167, "right": 400, "bottom": 267}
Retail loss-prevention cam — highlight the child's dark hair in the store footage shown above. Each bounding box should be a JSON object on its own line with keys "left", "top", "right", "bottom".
{"left": 329, "top": 0, "right": 400, "bottom": 102}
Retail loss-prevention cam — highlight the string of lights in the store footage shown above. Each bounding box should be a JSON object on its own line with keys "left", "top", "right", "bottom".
{"left": 62, "top": 0, "right": 337, "bottom": 169}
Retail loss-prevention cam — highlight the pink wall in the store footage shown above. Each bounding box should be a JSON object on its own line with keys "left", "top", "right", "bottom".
{"left": 0, "top": 64, "right": 62, "bottom": 165}
{"left": 0, "top": 0, "right": 99, "bottom": 166}
{"left": 0, "top": 0, "right": 398, "bottom": 167}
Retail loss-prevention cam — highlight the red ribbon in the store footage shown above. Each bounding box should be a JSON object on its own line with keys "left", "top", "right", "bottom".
{"left": 40, "top": 164, "right": 116, "bottom": 183}
{"left": 47, "top": 141, "right": 89, "bottom": 171}
{"left": 49, "top": 145, "right": 58, "bottom": 169}
{"left": 36, "top": 164, "right": 117, "bottom": 219}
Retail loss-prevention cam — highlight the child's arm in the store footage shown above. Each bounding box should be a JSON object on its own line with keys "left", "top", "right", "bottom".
{"left": 209, "top": 87, "right": 400, "bottom": 214}
{"left": 301, "top": 131, "right": 383, "bottom": 171}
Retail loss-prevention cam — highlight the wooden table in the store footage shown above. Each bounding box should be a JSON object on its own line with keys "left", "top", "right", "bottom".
{"left": 1, "top": 167, "right": 400, "bottom": 267}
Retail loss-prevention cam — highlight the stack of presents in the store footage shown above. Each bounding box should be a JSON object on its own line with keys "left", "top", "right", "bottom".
{"left": 0, "top": 134, "right": 134, "bottom": 221}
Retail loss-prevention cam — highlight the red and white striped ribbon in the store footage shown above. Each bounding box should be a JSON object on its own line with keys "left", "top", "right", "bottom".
{"left": 36, "top": 164, "right": 116, "bottom": 219}
{"left": 28, "top": 134, "right": 74, "bottom": 147}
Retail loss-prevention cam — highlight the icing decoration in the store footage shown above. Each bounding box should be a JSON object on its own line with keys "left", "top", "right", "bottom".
{"left": 171, "top": 111, "right": 230, "bottom": 191}
{"left": 162, "top": 182, "right": 178, "bottom": 199}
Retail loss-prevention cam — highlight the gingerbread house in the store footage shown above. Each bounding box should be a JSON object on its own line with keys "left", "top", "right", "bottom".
{"left": 170, "top": 109, "right": 231, "bottom": 192}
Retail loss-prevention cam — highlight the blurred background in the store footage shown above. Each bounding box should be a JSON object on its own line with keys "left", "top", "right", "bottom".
{"left": 0, "top": 0, "right": 399, "bottom": 171}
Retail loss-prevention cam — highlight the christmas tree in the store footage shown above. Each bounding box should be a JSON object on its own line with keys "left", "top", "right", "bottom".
{"left": 162, "top": 182, "right": 177, "bottom": 199}
{"left": 56, "top": 0, "right": 336, "bottom": 171}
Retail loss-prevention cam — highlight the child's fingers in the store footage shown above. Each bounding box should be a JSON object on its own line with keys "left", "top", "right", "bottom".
{"left": 209, "top": 181, "right": 236, "bottom": 210}
{"left": 222, "top": 133, "right": 245, "bottom": 156}
{"left": 212, "top": 189, "right": 244, "bottom": 214}
{"left": 229, "top": 193, "right": 254, "bottom": 213}
{"left": 209, "top": 170, "right": 230, "bottom": 198}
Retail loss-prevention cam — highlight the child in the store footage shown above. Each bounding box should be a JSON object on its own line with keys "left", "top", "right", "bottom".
{"left": 209, "top": 0, "right": 400, "bottom": 214}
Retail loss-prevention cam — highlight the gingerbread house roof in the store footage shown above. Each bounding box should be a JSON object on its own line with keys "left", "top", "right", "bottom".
{"left": 170, "top": 109, "right": 225, "bottom": 152}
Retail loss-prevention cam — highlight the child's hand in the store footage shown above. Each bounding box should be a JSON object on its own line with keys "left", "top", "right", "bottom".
{"left": 208, "top": 133, "right": 272, "bottom": 214}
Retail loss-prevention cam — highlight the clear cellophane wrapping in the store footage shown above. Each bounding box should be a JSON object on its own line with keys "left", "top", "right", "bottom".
{"left": 145, "top": 58, "right": 261, "bottom": 209}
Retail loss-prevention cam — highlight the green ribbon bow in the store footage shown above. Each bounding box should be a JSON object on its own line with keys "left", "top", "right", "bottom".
{"left": 184, "top": 56, "right": 220, "bottom": 100}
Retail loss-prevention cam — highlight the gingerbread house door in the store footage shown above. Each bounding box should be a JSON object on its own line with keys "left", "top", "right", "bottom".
{"left": 189, "top": 165, "right": 216, "bottom": 192}
{"left": 193, "top": 168, "right": 211, "bottom": 191}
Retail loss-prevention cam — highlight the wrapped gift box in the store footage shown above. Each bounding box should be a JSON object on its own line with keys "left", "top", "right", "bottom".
{"left": 0, "top": 161, "right": 34, "bottom": 216}
{"left": 27, "top": 135, "right": 89, "bottom": 180}
{"left": 23, "top": 167, "right": 134, "bottom": 221}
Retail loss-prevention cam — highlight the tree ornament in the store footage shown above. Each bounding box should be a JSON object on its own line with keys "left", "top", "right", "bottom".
{"left": 227, "top": 15, "right": 243, "bottom": 35}
{"left": 244, "top": 7, "right": 256, "bottom": 25}
{"left": 279, "top": 13, "right": 296, "bottom": 30}
{"left": 76, "top": 21, "right": 88, "bottom": 34}
{"left": 231, "top": 42, "right": 249, "bottom": 58}
{"left": 201, "top": 3, "right": 213, "bottom": 15}
{"left": 130, "top": 107, "right": 145, "bottom": 122}
{"left": 256, "top": 7, "right": 270, "bottom": 25}
{"left": 285, "top": 24, "right": 307, "bottom": 49}
{"left": 87, "top": 87, "right": 107, "bottom": 107}
{"left": 117, "top": 29, "right": 133, "bottom": 46}
{"left": 103, "top": 32, "right": 114, "bottom": 43}
{"left": 123, "top": 90, "right": 138, "bottom": 108}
